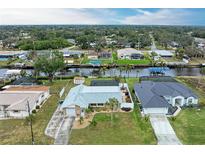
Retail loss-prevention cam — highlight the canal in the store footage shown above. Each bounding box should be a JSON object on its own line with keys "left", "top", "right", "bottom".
{"left": 0, "top": 67, "right": 203, "bottom": 78}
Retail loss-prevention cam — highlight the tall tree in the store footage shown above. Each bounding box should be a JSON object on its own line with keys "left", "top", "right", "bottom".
{"left": 34, "top": 50, "right": 65, "bottom": 83}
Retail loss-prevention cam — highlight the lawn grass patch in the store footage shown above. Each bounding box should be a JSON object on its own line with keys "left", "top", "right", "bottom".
{"left": 169, "top": 76, "right": 205, "bottom": 144}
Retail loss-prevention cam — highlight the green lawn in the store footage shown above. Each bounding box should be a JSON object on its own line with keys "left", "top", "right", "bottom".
{"left": 0, "top": 79, "right": 73, "bottom": 145}
{"left": 169, "top": 77, "right": 205, "bottom": 144}
{"left": 115, "top": 59, "right": 150, "bottom": 65}
{"left": 70, "top": 111, "right": 156, "bottom": 145}
{"left": 170, "top": 108, "right": 205, "bottom": 144}
{"left": 69, "top": 77, "right": 156, "bottom": 145}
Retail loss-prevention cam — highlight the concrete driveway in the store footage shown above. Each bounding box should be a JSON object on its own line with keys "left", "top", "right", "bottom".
{"left": 54, "top": 116, "right": 75, "bottom": 145}
{"left": 150, "top": 114, "right": 182, "bottom": 145}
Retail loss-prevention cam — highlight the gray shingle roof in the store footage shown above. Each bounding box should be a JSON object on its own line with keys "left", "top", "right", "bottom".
{"left": 134, "top": 81, "right": 198, "bottom": 108}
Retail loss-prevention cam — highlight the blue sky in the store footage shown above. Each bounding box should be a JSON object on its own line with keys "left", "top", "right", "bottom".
{"left": 0, "top": 8, "right": 205, "bottom": 25}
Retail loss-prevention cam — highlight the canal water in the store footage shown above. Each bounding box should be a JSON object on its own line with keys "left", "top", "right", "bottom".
{"left": 0, "top": 67, "right": 202, "bottom": 78}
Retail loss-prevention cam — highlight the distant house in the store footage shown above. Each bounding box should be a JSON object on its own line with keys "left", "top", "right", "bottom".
{"left": 98, "top": 52, "right": 112, "bottom": 59}
{"left": 10, "top": 77, "right": 40, "bottom": 86}
{"left": 87, "top": 52, "right": 98, "bottom": 59}
{"left": 134, "top": 81, "right": 198, "bottom": 115}
{"left": 153, "top": 50, "right": 174, "bottom": 57}
{"left": 0, "top": 86, "right": 50, "bottom": 118}
{"left": 4, "top": 69, "right": 22, "bottom": 79}
{"left": 73, "top": 77, "right": 85, "bottom": 85}
{"left": 0, "top": 51, "right": 28, "bottom": 60}
{"left": 117, "top": 48, "right": 143, "bottom": 59}
{"left": 131, "top": 53, "right": 144, "bottom": 60}
{"left": 61, "top": 81, "right": 134, "bottom": 117}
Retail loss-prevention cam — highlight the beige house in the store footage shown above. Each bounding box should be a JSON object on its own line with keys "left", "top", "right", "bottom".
{"left": 0, "top": 86, "right": 50, "bottom": 119}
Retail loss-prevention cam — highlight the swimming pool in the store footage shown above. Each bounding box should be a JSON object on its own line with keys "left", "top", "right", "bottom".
{"left": 0, "top": 58, "right": 8, "bottom": 61}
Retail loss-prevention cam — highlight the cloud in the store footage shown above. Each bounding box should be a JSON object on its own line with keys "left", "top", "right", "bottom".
{"left": 0, "top": 8, "right": 111, "bottom": 25}
{"left": 120, "top": 9, "right": 190, "bottom": 25}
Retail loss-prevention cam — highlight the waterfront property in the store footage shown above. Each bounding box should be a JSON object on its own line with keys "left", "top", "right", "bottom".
{"left": 0, "top": 86, "right": 50, "bottom": 118}
{"left": 134, "top": 81, "right": 198, "bottom": 115}
{"left": 117, "top": 48, "right": 144, "bottom": 60}
{"left": 0, "top": 51, "right": 28, "bottom": 60}
{"left": 153, "top": 50, "right": 174, "bottom": 57}
{"left": 61, "top": 80, "right": 134, "bottom": 118}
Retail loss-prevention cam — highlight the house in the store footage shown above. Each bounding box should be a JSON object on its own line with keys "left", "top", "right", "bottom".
{"left": 61, "top": 81, "right": 134, "bottom": 118}
{"left": 87, "top": 52, "right": 98, "bottom": 59}
{"left": 117, "top": 48, "right": 143, "bottom": 59}
{"left": 10, "top": 77, "right": 40, "bottom": 86}
{"left": 131, "top": 53, "right": 144, "bottom": 60}
{"left": 0, "top": 86, "right": 50, "bottom": 118}
{"left": 0, "top": 51, "right": 28, "bottom": 60}
{"left": 153, "top": 50, "right": 174, "bottom": 57}
{"left": 73, "top": 77, "right": 85, "bottom": 85}
{"left": 134, "top": 81, "right": 198, "bottom": 115}
{"left": 98, "top": 52, "right": 112, "bottom": 59}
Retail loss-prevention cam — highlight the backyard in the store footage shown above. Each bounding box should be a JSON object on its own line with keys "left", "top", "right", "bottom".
{"left": 170, "top": 76, "right": 205, "bottom": 144}
{"left": 0, "top": 79, "right": 74, "bottom": 144}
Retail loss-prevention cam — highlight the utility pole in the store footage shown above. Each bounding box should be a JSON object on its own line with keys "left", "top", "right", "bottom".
{"left": 27, "top": 101, "right": 35, "bottom": 145}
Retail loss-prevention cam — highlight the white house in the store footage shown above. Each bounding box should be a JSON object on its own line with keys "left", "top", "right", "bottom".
{"left": 61, "top": 81, "right": 134, "bottom": 118}
{"left": 73, "top": 77, "right": 85, "bottom": 85}
{"left": 117, "top": 48, "right": 143, "bottom": 59}
{"left": 0, "top": 86, "right": 50, "bottom": 119}
{"left": 134, "top": 81, "right": 198, "bottom": 115}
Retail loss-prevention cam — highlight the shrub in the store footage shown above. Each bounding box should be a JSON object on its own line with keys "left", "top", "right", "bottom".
{"left": 144, "top": 115, "right": 150, "bottom": 122}
{"left": 36, "top": 105, "right": 40, "bottom": 109}
{"left": 171, "top": 116, "right": 176, "bottom": 121}
{"left": 32, "top": 109, "right": 37, "bottom": 114}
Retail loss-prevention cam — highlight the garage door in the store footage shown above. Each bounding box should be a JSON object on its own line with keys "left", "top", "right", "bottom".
{"left": 143, "top": 108, "right": 168, "bottom": 114}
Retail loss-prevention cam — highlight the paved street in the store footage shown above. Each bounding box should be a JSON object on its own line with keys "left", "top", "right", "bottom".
{"left": 150, "top": 114, "right": 182, "bottom": 145}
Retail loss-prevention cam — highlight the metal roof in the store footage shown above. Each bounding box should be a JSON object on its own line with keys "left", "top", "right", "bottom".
{"left": 61, "top": 84, "right": 122, "bottom": 109}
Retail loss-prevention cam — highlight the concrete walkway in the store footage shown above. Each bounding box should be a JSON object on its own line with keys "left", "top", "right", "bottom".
{"left": 54, "top": 116, "right": 75, "bottom": 145}
{"left": 150, "top": 114, "right": 182, "bottom": 145}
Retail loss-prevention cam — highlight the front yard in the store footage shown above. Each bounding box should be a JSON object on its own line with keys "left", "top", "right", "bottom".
{"left": 70, "top": 110, "right": 156, "bottom": 145}
{"left": 170, "top": 76, "right": 205, "bottom": 144}
{"left": 69, "top": 77, "right": 156, "bottom": 145}
{"left": 0, "top": 79, "right": 73, "bottom": 144}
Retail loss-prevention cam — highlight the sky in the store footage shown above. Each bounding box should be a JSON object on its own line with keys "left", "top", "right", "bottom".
{"left": 0, "top": 8, "right": 205, "bottom": 25}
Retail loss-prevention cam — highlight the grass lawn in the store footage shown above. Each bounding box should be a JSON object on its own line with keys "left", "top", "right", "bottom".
{"left": 169, "top": 77, "right": 205, "bottom": 144}
{"left": 69, "top": 77, "right": 156, "bottom": 145}
{"left": 170, "top": 108, "right": 205, "bottom": 144}
{"left": 0, "top": 79, "right": 73, "bottom": 145}
{"left": 115, "top": 59, "right": 150, "bottom": 65}
{"left": 70, "top": 111, "right": 156, "bottom": 145}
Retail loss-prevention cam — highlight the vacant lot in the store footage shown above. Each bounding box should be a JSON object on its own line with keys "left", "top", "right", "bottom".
{"left": 115, "top": 59, "right": 150, "bottom": 65}
{"left": 0, "top": 79, "right": 73, "bottom": 144}
{"left": 170, "top": 77, "right": 205, "bottom": 144}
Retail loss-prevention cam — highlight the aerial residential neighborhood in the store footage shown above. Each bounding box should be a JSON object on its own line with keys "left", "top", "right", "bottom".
{"left": 1, "top": 8, "right": 205, "bottom": 148}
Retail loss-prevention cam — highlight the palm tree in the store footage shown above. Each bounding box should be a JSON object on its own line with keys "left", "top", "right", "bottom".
{"left": 106, "top": 98, "right": 119, "bottom": 125}
{"left": 100, "top": 66, "right": 108, "bottom": 76}
{"left": 199, "top": 67, "right": 205, "bottom": 86}
{"left": 125, "top": 64, "right": 132, "bottom": 78}
{"left": 118, "top": 66, "right": 124, "bottom": 77}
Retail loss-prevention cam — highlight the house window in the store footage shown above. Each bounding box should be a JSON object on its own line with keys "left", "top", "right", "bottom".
{"left": 90, "top": 104, "right": 97, "bottom": 107}
{"left": 97, "top": 103, "right": 104, "bottom": 107}
{"left": 13, "top": 110, "right": 19, "bottom": 113}
{"left": 41, "top": 94, "right": 44, "bottom": 98}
